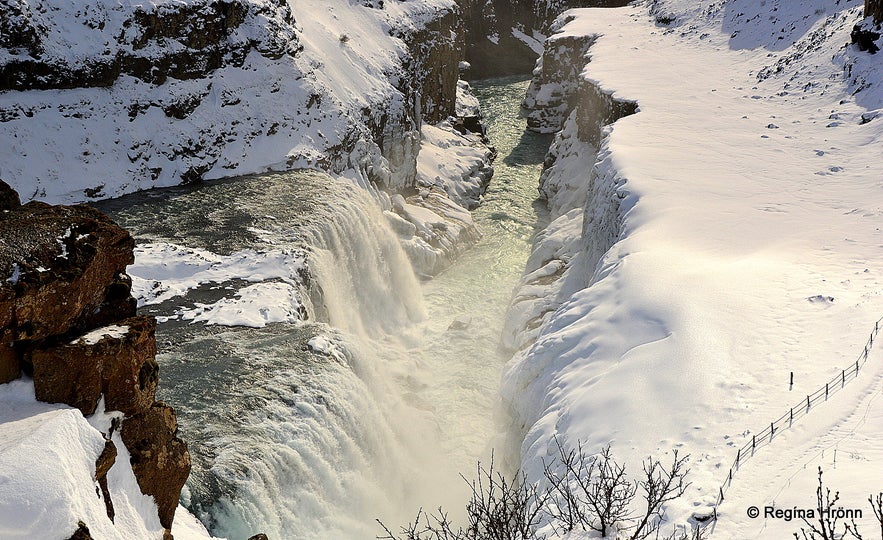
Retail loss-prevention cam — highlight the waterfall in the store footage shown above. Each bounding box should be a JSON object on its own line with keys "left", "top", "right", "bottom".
{"left": 135, "top": 173, "right": 459, "bottom": 540}
{"left": 303, "top": 182, "right": 426, "bottom": 339}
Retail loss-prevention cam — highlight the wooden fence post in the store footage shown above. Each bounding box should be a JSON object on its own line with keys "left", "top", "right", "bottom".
{"left": 826, "top": 383, "right": 829, "bottom": 399}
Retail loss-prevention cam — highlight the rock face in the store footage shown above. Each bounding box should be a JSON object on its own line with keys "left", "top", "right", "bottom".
{"left": 66, "top": 522, "right": 94, "bottom": 540}
{"left": 121, "top": 402, "right": 191, "bottom": 530}
{"left": 0, "top": 180, "right": 190, "bottom": 536}
{"left": 0, "top": 196, "right": 136, "bottom": 383}
{"left": 523, "top": 29, "right": 636, "bottom": 142}
{"left": 455, "top": 0, "right": 632, "bottom": 78}
{"left": 95, "top": 440, "right": 118, "bottom": 521}
{"left": 31, "top": 317, "right": 158, "bottom": 415}
{"left": 523, "top": 32, "right": 598, "bottom": 133}
{"left": 0, "top": 0, "right": 299, "bottom": 91}
{"left": 867, "top": 0, "right": 883, "bottom": 23}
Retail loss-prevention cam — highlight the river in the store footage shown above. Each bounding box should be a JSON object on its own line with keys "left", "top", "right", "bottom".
{"left": 97, "top": 75, "right": 552, "bottom": 539}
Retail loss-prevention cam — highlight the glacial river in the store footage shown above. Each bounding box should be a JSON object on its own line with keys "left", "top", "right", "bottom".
{"left": 98, "top": 75, "right": 551, "bottom": 539}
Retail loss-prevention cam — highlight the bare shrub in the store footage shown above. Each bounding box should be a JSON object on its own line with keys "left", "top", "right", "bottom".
{"left": 379, "top": 440, "right": 705, "bottom": 540}
{"left": 794, "top": 467, "right": 883, "bottom": 540}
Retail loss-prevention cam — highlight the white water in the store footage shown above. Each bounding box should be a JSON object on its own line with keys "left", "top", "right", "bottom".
{"left": 304, "top": 182, "right": 426, "bottom": 338}
{"left": 100, "top": 76, "right": 550, "bottom": 539}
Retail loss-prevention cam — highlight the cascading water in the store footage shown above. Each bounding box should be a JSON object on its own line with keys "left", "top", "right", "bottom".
{"left": 97, "top": 75, "right": 551, "bottom": 539}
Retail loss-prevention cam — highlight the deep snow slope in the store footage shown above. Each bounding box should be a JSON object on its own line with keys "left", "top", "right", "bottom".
{"left": 0, "top": 0, "right": 458, "bottom": 203}
{"left": 504, "top": 1, "right": 883, "bottom": 537}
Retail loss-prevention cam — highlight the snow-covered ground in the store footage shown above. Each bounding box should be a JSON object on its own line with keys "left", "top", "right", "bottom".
{"left": 504, "top": 1, "right": 883, "bottom": 538}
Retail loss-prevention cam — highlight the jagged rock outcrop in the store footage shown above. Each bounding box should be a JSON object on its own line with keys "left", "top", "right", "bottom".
{"left": 95, "top": 439, "right": 118, "bottom": 521}
{"left": 66, "top": 522, "right": 94, "bottom": 540}
{"left": 0, "top": 179, "right": 191, "bottom": 536}
{"left": 31, "top": 317, "right": 158, "bottom": 415}
{"left": 523, "top": 29, "right": 636, "bottom": 141}
{"left": 852, "top": 20, "right": 881, "bottom": 53}
{"left": 121, "top": 402, "right": 191, "bottom": 531}
{"left": 523, "top": 31, "right": 597, "bottom": 133}
{"left": 0, "top": 196, "right": 136, "bottom": 383}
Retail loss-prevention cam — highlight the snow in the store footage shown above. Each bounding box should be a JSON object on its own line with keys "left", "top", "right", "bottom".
{"left": 0, "top": 0, "right": 456, "bottom": 203}
{"left": 73, "top": 324, "right": 130, "bottom": 345}
{"left": 455, "top": 80, "right": 482, "bottom": 118}
{"left": 416, "top": 120, "right": 493, "bottom": 209}
{"left": 6, "top": 264, "right": 21, "bottom": 285}
{"left": 128, "top": 242, "right": 306, "bottom": 306}
{"left": 504, "top": 1, "right": 883, "bottom": 538}
{"left": 0, "top": 379, "right": 219, "bottom": 540}
{"left": 179, "top": 281, "right": 303, "bottom": 328}
{"left": 511, "top": 27, "right": 546, "bottom": 55}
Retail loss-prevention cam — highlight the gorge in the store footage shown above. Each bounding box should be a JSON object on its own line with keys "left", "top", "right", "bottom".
{"left": 2, "top": 1, "right": 883, "bottom": 539}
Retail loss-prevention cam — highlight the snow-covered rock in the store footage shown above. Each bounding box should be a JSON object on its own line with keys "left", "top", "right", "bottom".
{"left": 504, "top": 1, "right": 883, "bottom": 538}
{"left": 0, "top": 0, "right": 462, "bottom": 203}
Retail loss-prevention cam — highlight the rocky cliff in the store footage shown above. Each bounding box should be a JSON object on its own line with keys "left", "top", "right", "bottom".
{"left": 0, "top": 180, "right": 195, "bottom": 539}
{"left": 455, "top": 0, "right": 631, "bottom": 78}
{"left": 0, "top": 0, "right": 466, "bottom": 203}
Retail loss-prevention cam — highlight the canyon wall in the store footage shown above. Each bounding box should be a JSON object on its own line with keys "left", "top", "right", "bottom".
{"left": 455, "top": 0, "right": 631, "bottom": 78}
{"left": 0, "top": 0, "right": 464, "bottom": 203}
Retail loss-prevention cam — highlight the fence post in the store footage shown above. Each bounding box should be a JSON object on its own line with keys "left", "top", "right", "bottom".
{"left": 842, "top": 369, "right": 845, "bottom": 387}
{"left": 770, "top": 422, "right": 775, "bottom": 441}
{"left": 752, "top": 434, "right": 756, "bottom": 451}
{"left": 728, "top": 468, "right": 732, "bottom": 484}
{"left": 790, "top": 407, "right": 793, "bottom": 424}
{"left": 806, "top": 395, "right": 810, "bottom": 412}
{"left": 856, "top": 360, "right": 860, "bottom": 373}
{"left": 736, "top": 448, "right": 740, "bottom": 467}
{"left": 719, "top": 487, "right": 724, "bottom": 503}
{"left": 826, "top": 383, "right": 829, "bottom": 399}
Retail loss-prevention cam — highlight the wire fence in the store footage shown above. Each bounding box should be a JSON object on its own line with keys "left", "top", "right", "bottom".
{"left": 711, "top": 316, "right": 883, "bottom": 520}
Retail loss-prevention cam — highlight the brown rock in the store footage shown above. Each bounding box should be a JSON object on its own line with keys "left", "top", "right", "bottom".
{"left": 31, "top": 316, "right": 158, "bottom": 415}
{"left": 95, "top": 439, "right": 117, "bottom": 522}
{"left": 248, "top": 534, "right": 270, "bottom": 540}
{"left": 0, "top": 202, "right": 135, "bottom": 383}
{"left": 121, "top": 402, "right": 191, "bottom": 530}
{"left": 66, "top": 521, "right": 94, "bottom": 540}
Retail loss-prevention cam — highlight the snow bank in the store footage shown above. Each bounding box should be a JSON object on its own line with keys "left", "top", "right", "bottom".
{"left": 504, "top": 1, "right": 883, "bottom": 537}
{"left": 0, "top": 379, "right": 218, "bottom": 540}
{"left": 416, "top": 121, "right": 493, "bottom": 210}
{"left": 130, "top": 241, "right": 308, "bottom": 325}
